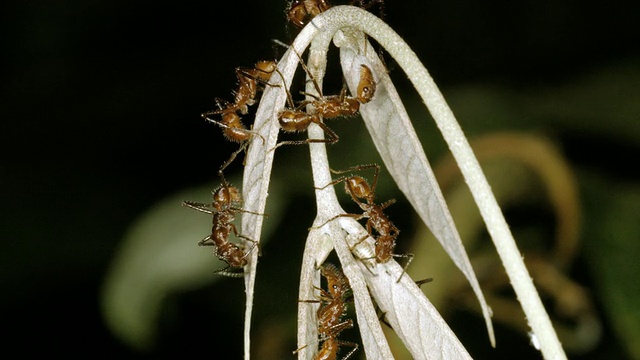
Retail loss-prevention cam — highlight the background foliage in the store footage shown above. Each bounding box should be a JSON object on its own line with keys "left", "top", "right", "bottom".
{"left": 2, "top": 0, "right": 638, "bottom": 358}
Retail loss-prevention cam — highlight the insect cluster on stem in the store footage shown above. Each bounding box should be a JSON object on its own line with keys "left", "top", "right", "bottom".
{"left": 182, "top": 1, "right": 428, "bottom": 357}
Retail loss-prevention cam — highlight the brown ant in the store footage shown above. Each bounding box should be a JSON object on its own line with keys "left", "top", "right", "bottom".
{"left": 316, "top": 263, "right": 353, "bottom": 337}
{"left": 201, "top": 60, "right": 278, "bottom": 173}
{"left": 273, "top": 41, "right": 376, "bottom": 149}
{"left": 182, "top": 174, "right": 266, "bottom": 277}
{"left": 316, "top": 164, "right": 414, "bottom": 282}
{"left": 296, "top": 262, "right": 359, "bottom": 360}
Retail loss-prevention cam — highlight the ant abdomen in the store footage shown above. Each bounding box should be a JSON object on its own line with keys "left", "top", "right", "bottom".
{"left": 218, "top": 113, "right": 251, "bottom": 143}
{"left": 278, "top": 109, "right": 314, "bottom": 133}
{"left": 214, "top": 241, "right": 248, "bottom": 269}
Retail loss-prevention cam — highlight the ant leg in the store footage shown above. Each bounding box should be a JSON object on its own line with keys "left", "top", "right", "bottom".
{"left": 214, "top": 266, "right": 246, "bottom": 278}
{"left": 236, "top": 65, "right": 279, "bottom": 91}
{"left": 291, "top": 343, "right": 310, "bottom": 355}
{"left": 229, "top": 224, "right": 262, "bottom": 257}
{"left": 232, "top": 207, "right": 269, "bottom": 218}
{"left": 329, "top": 163, "right": 380, "bottom": 176}
{"left": 201, "top": 113, "right": 266, "bottom": 144}
{"left": 352, "top": 253, "right": 378, "bottom": 275}
{"left": 217, "top": 167, "right": 232, "bottom": 187}
{"left": 327, "top": 164, "right": 381, "bottom": 204}
{"left": 337, "top": 339, "right": 359, "bottom": 360}
{"left": 218, "top": 142, "right": 248, "bottom": 176}
{"left": 296, "top": 92, "right": 322, "bottom": 107}
{"left": 368, "top": 163, "right": 380, "bottom": 194}
{"left": 272, "top": 68, "right": 297, "bottom": 109}
{"left": 311, "top": 119, "right": 339, "bottom": 144}
{"left": 270, "top": 119, "right": 339, "bottom": 150}
{"left": 238, "top": 235, "right": 260, "bottom": 258}
{"left": 271, "top": 136, "right": 335, "bottom": 150}
{"left": 349, "top": 232, "right": 370, "bottom": 250}
{"left": 298, "top": 298, "right": 321, "bottom": 305}
{"left": 322, "top": 319, "right": 355, "bottom": 340}
{"left": 315, "top": 164, "right": 373, "bottom": 191}
{"left": 330, "top": 163, "right": 381, "bottom": 190}
{"left": 393, "top": 252, "right": 415, "bottom": 283}
{"left": 379, "top": 198, "right": 396, "bottom": 210}
{"left": 181, "top": 201, "right": 214, "bottom": 214}
{"left": 202, "top": 98, "right": 240, "bottom": 116}
{"left": 272, "top": 39, "right": 324, "bottom": 98}
{"left": 308, "top": 212, "right": 364, "bottom": 230}
{"left": 415, "top": 277, "right": 433, "bottom": 287}
{"left": 198, "top": 235, "right": 215, "bottom": 247}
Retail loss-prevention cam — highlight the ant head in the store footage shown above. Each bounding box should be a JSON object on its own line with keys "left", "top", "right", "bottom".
{"left": 345, "top": 176, "right": 371, "bottom": 200}
{"left": 212, "top": 183, "right": 241, "bottom": 208}
{"left": 320, "top": 262, "right": 350, "bottom": 298}
{"left": 356, "top": 64, "right": 376, "bottom": 104}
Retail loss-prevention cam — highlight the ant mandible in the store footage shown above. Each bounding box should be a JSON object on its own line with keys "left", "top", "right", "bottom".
{"left": 182, "top": 174, "right": 266, "bottom": 277}
{"left": 316, "top": 164, "right": 414, "bottom": 282}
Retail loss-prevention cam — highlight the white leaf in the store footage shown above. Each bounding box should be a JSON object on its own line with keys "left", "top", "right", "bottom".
{"left": 335, "top": 28, "right": 495, "bottom": 346}
{"left": 302, "top": 20, "right": 476, "bottom": 359}
{"left": 240, "top": 21, "right": 322, "bottom": 358}
{"left": 322, "top": 6, "right": 565, "bottom": 359}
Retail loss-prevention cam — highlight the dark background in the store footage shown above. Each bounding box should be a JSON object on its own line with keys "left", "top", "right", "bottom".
{"left": 2, "top": 0, "right": 638, "bottom": 358}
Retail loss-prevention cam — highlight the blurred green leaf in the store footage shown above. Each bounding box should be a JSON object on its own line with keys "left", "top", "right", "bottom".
{"left": 100, "top": 179, "right": 283, "bottom": 351}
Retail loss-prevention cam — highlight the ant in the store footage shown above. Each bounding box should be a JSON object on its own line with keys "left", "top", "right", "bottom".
{"left": 182, "top": 174, "right": 266, "bottom": 277}
{"left": 315, "top": 263, "right": 353, "bottom": 337}
{"left": 201, "top": 60, "right": 278, "bottom": 173}
{"left": 316, "top": 164, "right": 414, "bottom": 282}
{"left": 273, "top": 41, "right": 376, "bottom": 149}
{"left": 296, "top": 262, "right": 359, "bottom": 360}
